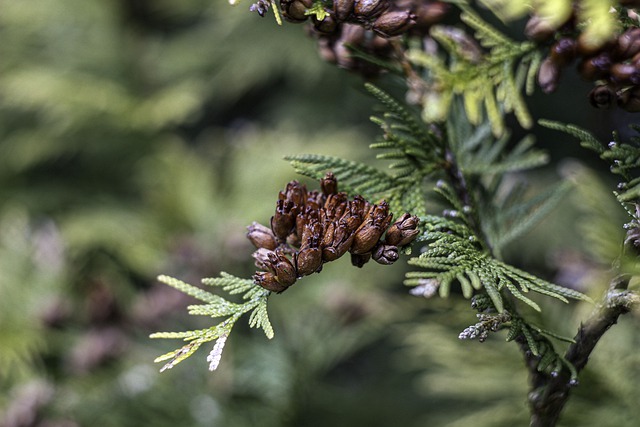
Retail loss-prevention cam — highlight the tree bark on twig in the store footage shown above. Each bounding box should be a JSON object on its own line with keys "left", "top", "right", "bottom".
{"left": 525, "top": 275, "right": 639, "bottom": 427}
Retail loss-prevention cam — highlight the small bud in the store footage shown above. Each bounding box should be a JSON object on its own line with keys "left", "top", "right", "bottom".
{"left": 295, "top": 247, "right": 323, "bottom": 276}
{"left": 280, "top": 0, "right": 313, "bottom": 23}
{"left": 538, "top": 57, "right": 561, "bottom": 94}
{"left": 384, "top": 213, "right": 420, "bottom": 246}
{"left": 351, "top": 201, "right": 392, "bottom": 254}
{"left": 611, "top": 62, "right": 640, "bottom": 85}
{"left": 578, "top": 53, "right": 612, "bottom": 81}
{"left": 413, "top": 2, "right": 449, "bottom": 31}
{"left": 549, "top": 38, "right": 577, "bottom": 67}
{"left": 372, "top": 10, "right": 416, "bottom": 38}
{"left": 372, "top": 243, "right": 399, "bottom": 265}
{"left": 588, "top": 85, "right": 615, "bottom": 109}
{"left": 247, "top": 222, "right": 278, "bottom": 250}
{"left": 253, "top": 271, "right": 288, "bottom": 293}
{"left": 524, "top": 15, "right": 556, "bottom": 42}
{"left": 268, "top": 250, "right": 297, "bottom": 286}
{"left": 321, "top": 172, "right": 339, "bottom": 196}
{"left": 618, "top": 87, "right": 640, "bottom": 112}
{"left": 353, "top": 0, "right": 389, "bottom": 20}
{"left": 350, "top": 252, "right": 371, "bottom": 268}
{"left": 249, "top": 0, "right": 271, "bottom": 17}
{"left": 253, "top": 248, "right": 275, "bottom": 270}
{"left": 312, "top": 14, "right": 338, "bottom": 34}
{"left": 271, "top": 199, "right": 297, "bottom": 241}
{"left": 614, "top": 28, "right": 640, "bottom": 59}
{"left": 333, "top": 0, "right": 354, "bottom": 21}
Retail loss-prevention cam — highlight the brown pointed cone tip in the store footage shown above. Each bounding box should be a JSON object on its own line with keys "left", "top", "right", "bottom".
{"left": 372, "top": 243, "right": 399, "bottom": 265}
{"left": 384, "top": 214, "right": 420, "bottom": 247}
{"left": 247, "top": 222, "right": 277, "bottom": 250}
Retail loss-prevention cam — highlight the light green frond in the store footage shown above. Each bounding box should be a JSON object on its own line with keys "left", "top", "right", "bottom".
{"left": 406, "top": 216, "right": 592, "bottom": 311}
{"left": 202, "top": 271, "right": 255, "bottom": 295}
{"left": 248, "top": 298, "right": 274, "bottom": 339}
{"left": 152, "top": 273, "right": 272, "bottom": 371}
{"left": 285, "top": 154, "right": 396, "bottom": 199}
{"left": 486, "top": 180, "right": 572, "bottom": 251}
{"left": 410, "top": 7, "right": 539, "bottom": 136}
{"left": 157, "top": 274, "right": 222, "bottom": 304}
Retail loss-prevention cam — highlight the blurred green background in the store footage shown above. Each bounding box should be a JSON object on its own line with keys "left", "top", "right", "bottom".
{"left": 1, "top": 1, "right": 638, "bottom": 426}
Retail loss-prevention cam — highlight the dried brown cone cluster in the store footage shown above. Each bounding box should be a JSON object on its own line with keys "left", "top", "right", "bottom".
{"left": 246, "top": 172, "right": 420, "bottom": 292}
{"left": 530, "top": 5, "right": 640, "bottom": 112}
{"left": 275, "top": 0, "right": 449, "bottom": 76}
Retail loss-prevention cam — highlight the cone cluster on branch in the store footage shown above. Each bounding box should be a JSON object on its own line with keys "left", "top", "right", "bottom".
{"left": 246, "top": 173, "right": 420, "bottom": 292}
{"left": 530, "top": 5, "right": 640, "bottom": 112}
{"left": 250, "top": 0, "right": 449, "bottom": 76}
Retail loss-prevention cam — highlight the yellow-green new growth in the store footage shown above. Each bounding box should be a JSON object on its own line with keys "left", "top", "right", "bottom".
{"left": 150, "top": 273, "right": 273, "bottom": 372}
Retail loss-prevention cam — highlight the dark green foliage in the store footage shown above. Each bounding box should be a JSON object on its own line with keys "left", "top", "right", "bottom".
{"left": 287, "top": 84, "right": 440, "bottom": 217}
{"left": 409, "top": 5, "right": 541, "bottom": 136}
{"left": 405, "top": 214, "right": 591, "bottom": 312}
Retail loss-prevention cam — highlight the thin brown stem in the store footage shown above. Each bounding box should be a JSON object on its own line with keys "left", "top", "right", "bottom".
{"left": 526, "top": 275, "right": 639, "bottom": 427}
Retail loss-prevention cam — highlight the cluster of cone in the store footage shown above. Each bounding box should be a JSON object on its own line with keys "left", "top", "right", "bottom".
{"left": 530, "top": 4, "right": 640, "bottom": 112}
{"left": 246, "top": 173, "right": 420, "bottom": 292}
{"left": 250, "top": 0, "right": 449, "bottom": 76}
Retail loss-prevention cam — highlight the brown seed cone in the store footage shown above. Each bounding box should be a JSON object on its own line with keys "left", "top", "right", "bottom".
{"left": 384, "top": 213, "right": 420, "bottom": 246}
{"left": 353, "top": 0, "right": 389, "bottom": 20}
{"left": 280, "top": 0, "right": 314, "bottom": 23}
{"left": 271, "top": 199, "right": 297, "bottom": 241}
{"left": 295, "top": 247, "right": 323, "bottom": 276}
{"left": 268, "top": 249, "right": 298, "bottom": 286}
{"left": 589, "top": 85, "right": 616, "bottom": 109}
{"left": 549, "top": 38, "right": 577, "bottom": 67}
{"left": 350, "top": 252, "right": 371, "bottom": 268}
{"left": 350, "top": 201, "right": 392, "bottom": 254}
{"left": 373, "top": 10, "right": 416, "bottom": 38}
{"left": 333, "top": 0, "right": 355, "bottom": 21}
{"left": 254, "top": 271, "right": 289, "bottom": 293}
{"left": 372, "top": 243, "right": 399, "bottom": 265}
{"left": 538, "top": 57, "right": 561, "bottom": 94}
{"left": 247, "top": 222, "right": 278, "bottom": 250}
{"left": 321, "top": 172, "right": 339, "bottom": 196}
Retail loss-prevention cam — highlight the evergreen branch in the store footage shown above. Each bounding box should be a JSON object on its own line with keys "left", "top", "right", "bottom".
{"left": 157, "top": 274, "right": 223, "bottom": 304}
{"left": 408, "top": 7, "right": 539, "bottom": 136}
{"left": 459, "top": 295, "right": 577, "bottom": 377}
{"left": 151, "top": 273, "right": 273, "bottom": 371}
{"left": 364, "top": 83, "right": 435, "bottom": 147}
{"left": 286, "top": 154, "right": 397, "bottom": 199}
{"left": 486, "top": 180, "right": 572, "bottom": 252}
{"left": 286, "top": 86, "right": 443, "bottom": 217}
{"left": 539, "top": 119, "right": 605, "bottom": 155}
{"left": 527, "top": 276, "right": 640, "bottom": 427}
{"left": 405, "top": 216, "right": 591, "bottom": 311}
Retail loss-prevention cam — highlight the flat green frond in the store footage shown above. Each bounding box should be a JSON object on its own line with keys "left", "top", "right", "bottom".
{"left": 187, "top": 299, "right": 246, "bottom": 318}
{"left": 459, "top": 7, "right": 512, "bottom": 49}
{"left": 488, "top": 180, "right": 572, "bottom": 251}
{"left": 285, "top": 154, "right": 395, "bottom": 199}
{"left": 365, "top": 83, "right": 432, "bottom": 144}
{"left": 503, "top": 312, "right": 578, "bottom": 379}
{"left": 152, "top": 273, "right": 272, "bottom": 371}
{"left": 157, "top": 275, "right": 222, "bottom": 304}
{"left": 410, "top": 7, "right": 539, "bottom": 136}
{"left": 539, "top": 119, "right": 604, "bottom": 154}
{"left": 406, "top": 216, "right": 591, "bottom": 312}
{"left": 248, "top": 298, "right": 274, "bottom": 339}
{"left": 202, "top": 271, "right": 257, "bottom": 295}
